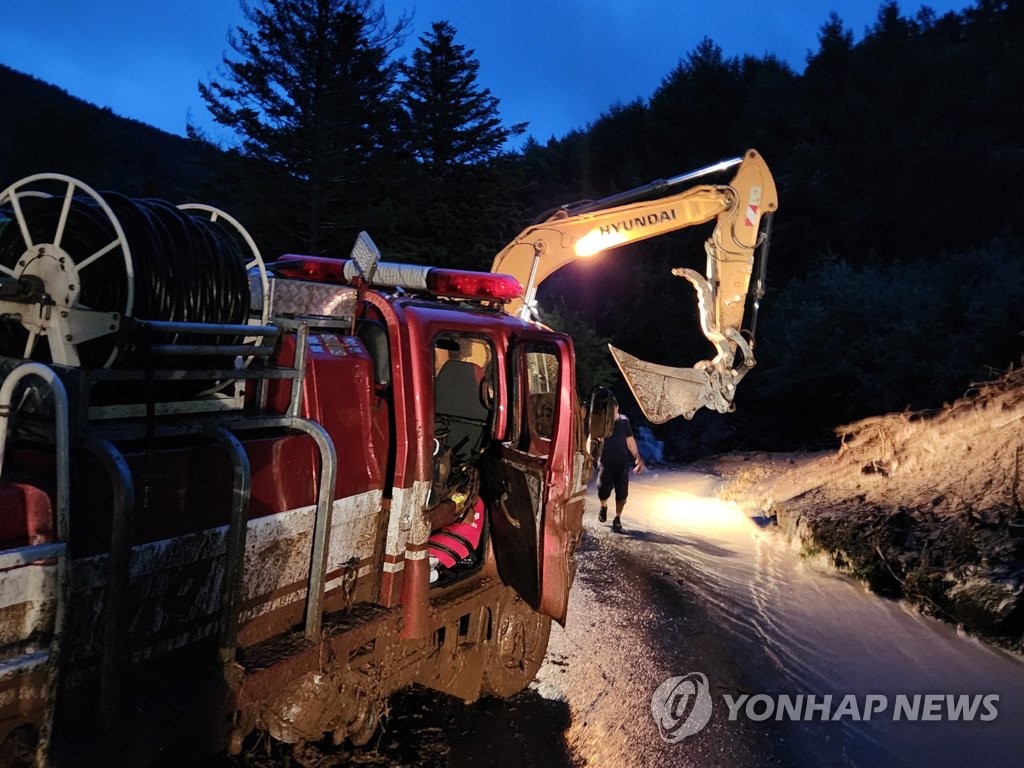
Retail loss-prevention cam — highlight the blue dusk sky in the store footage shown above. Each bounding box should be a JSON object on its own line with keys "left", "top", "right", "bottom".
{"left": 3, "top": 1, "right": 971, "bottom": 146}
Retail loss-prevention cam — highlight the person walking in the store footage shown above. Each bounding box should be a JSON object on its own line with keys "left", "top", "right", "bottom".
{"left": 597, "top": 402, "right": 645, "bottom": 532}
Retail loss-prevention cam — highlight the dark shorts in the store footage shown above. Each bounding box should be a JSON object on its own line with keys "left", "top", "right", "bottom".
{"left": 597, "top": 462, "right": 630, "bottom": 503}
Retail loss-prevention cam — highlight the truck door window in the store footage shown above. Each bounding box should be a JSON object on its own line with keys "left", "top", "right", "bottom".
{"left": 523, "top": 346, "right": 559, "bottom": 444}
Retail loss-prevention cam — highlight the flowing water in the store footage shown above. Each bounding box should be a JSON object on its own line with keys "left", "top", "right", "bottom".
{"left": 544, "top": 469, "right": 1024, "bottom": 768}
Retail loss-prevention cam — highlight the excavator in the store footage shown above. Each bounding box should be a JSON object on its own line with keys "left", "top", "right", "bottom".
{"left": 491, "top": 148, "right": 777, "bottom": 423}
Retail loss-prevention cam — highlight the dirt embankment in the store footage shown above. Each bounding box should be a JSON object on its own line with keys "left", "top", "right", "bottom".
{"left": 711, "top": 370, "right": 1024, "bottom": 654}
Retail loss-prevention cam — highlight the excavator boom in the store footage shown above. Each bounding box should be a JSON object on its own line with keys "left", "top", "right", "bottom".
{"left": 490, "top": 149, "right": 778, "bottom": 423}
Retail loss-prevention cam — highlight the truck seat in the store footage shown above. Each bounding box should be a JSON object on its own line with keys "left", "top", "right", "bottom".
{"left": 434, "top": 360, "right": 489, "bottom": 464}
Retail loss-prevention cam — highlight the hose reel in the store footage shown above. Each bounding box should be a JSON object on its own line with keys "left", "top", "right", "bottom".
{"left": 0, "top": 173, "right": 269, "bottom": 370}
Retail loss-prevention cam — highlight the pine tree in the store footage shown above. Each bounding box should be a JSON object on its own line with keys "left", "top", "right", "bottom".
{"left": 394, "top": 21, "right": 527, "bottom": 269}
{"left": 647, "top": 38, "right": 742, "bottom": 169}
{"left": 196, "top": 0, "right": 410, "bottom": 254}
{"left": 399, "top": 21, "right": 525, "bottom": 173}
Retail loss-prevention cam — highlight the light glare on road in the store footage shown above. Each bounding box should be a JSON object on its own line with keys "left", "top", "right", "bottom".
{"left": 645, "top": 486, "right": 752, "bottom": 536}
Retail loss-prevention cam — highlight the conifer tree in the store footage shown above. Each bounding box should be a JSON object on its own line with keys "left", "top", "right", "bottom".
{"left": 399, "top": 21, "right": 524, "bottom": 172}
{"left": 196, "top": 0, "right": 409, "bottom": 254}
{"left": 395, "top": 21, "right": 526, "bottom": 269}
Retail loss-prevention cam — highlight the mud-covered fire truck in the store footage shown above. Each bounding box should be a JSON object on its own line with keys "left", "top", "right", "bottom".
{"left": 0, "top": 149, "right": 775, "bottom": 765}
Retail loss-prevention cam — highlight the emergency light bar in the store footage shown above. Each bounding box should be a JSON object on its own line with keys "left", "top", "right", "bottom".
{"left": 269, "top": 254, "right": 523, "bottom": 303}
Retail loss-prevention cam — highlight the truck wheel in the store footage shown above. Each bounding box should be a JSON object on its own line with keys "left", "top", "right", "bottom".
{"left": 481, "top": 592, "right": 551, "bottom": 698}
{"left": 346, "top": 692, "right": 382, "bottom": 747}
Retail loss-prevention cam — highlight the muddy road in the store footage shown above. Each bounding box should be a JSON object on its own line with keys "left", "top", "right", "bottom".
{"left": 232, "top": 469, "right": 1024, "bottom": 767}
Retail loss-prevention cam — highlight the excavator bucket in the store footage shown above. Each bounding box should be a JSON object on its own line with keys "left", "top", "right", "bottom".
{"left": 609, "top": 345, "right": 747, "bottom": 424}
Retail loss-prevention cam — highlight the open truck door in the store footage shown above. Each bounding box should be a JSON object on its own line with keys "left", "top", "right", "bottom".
{"left": 485, "top": 332, "right": 579, "bottom": 623}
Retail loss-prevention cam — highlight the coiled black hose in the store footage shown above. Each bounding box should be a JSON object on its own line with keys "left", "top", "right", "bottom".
{"left": 0, "top": 190, "right": 251, "bottom": 369}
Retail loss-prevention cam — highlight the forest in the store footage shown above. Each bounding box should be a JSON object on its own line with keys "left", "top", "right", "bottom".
{"left": 1, "top": 0, "right": 1021, "bottom": 460}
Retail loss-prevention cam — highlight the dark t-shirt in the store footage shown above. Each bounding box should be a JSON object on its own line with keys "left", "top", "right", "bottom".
{"left": 600, "top": 415, "right": 634, "bottom": 470}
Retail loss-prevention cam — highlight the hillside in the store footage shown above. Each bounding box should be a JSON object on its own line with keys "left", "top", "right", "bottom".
{"left": 0, "top": 64, "right": 218, "bottom": 199}
{"left": 715, "top": 368, "right": 1024, "bottom": 653}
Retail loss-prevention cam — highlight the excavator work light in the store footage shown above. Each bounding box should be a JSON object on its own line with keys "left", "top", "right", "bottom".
{"left": 574, "top": 228, "right": 621, "bottom": 257}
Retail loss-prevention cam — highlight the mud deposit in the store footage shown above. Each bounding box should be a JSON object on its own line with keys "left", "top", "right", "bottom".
{"left": 219, "top": 683, "right": 572, "bottom": 767}
{"left": 715, "top": 368, "right": 1024, "bottom": 653}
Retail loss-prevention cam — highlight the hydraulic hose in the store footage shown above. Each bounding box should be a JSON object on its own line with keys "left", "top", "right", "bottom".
{"left": 0, "top": 187, "right": 251, "bottom": 368}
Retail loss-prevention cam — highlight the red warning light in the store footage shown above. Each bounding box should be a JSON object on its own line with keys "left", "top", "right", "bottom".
{"left": 269, "top": 256, "right": 522, "bottom": 303}
{"left": 270, "top": 254, "right": 349, "bottom": 284}
{"left": 426, "top": 269, "right": 523, "bottom": 301}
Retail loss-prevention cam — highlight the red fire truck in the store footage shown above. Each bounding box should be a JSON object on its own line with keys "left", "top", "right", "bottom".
{"left": 0, "top": 149, "right": 775, "bottom": 764}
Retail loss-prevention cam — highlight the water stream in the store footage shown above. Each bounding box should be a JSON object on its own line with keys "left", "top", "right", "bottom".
{"left": 629, "top": 469, "right": 1024, "bottom": 766}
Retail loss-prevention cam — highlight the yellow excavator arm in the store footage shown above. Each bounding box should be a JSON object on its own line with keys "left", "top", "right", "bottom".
{"left": 490, "top": 149, "right": 778, "bottom": 423}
